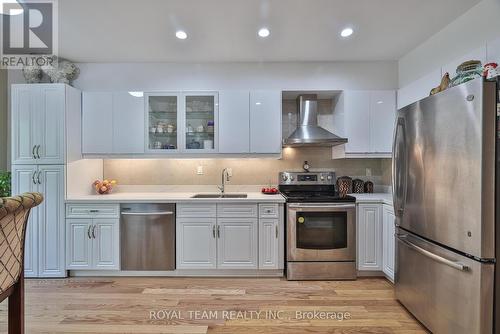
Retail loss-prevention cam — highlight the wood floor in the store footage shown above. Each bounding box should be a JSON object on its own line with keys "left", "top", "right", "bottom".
{"left": 0, "top": 277, "right": 427, "bottom": 333}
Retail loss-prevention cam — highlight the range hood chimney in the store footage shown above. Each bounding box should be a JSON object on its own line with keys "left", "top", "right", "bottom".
{"left": 283, "top": 94, "right": 348, "bottom": 147}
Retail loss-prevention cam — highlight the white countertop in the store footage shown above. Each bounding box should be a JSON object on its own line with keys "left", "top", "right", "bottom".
{"left": 352, "top": 193, "right": 393, "bottom": 205}
{"left": 66, "top": 185, "right": 285, "bottom": 203}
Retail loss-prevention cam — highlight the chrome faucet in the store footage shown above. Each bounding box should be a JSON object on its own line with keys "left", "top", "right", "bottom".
{"left": 218, "top": 168, "right": 231, "bottom": 194}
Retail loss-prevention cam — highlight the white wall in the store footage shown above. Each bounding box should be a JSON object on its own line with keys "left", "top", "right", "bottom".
{"left": 399, "top": 0, "right": 500, "bottom": 87}
{"left": 71, "top": 61, "right": 398, "bottom": 91}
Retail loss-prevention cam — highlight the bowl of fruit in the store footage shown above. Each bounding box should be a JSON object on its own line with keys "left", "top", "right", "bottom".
{"left": 261, "top": 187, "right": 279, "bottom": 195}
{"left": 93, "top": 179, "right": 117, "bottom": 195}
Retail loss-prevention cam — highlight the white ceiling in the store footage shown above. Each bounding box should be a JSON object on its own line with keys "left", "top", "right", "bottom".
{"left": 59, "top": 0, "right": 480, "bottom": 63}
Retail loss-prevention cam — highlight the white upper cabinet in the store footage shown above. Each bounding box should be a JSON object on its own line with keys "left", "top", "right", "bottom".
{"left": 397, "top": 69, "right": 442, "bottom": 110}
{"left": 218, "top": 91, "right": 250, "bottom": 153}
{"left": 82, "top": 92, "right": 113, "bottom": 154}
{"left": 343, "top": 91, "right": 371, "bottom": 153}
{"left": 83, "top": 92, "right": 144, "bottom": 154}
{"left": 332, "top": 90, "right": 396, "bottom": 158}
{"left": 112, "top": 92, "right": 145, "bottom": 154}
{"left": 250, "top": 91, "right": 282, "bottom": 154}
{"left": 145, "top": 92, "right": 180, "bottom": 153}
{"left": 12, "top": 84, "right": 67, "bottom": 165}
{"left": 183, "top": 92, "right": 219, "bottom": 153}
{"left": 369, "top": 91, "right": 396, "bottom": 153}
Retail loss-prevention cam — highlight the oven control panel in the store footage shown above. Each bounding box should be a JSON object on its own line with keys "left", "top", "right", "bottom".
{"left": 279, "top": 171, "right": 336, "bottom": 185}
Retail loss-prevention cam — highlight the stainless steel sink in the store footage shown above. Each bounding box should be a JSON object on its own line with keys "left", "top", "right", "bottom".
{"left": 191, "top": 193, "right": 248, "bottom": 198}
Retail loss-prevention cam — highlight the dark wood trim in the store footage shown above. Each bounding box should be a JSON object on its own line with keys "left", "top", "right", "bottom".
{"left": 8, "top": 270, "right": 24, "bottom": 334}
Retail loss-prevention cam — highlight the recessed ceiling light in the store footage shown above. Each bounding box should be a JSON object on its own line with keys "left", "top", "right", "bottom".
{"left": 176, "top": 30, "right": 188, "bottom": 40}
{"left": 258, "top": 28, "right": 270, "bottom": 38}
{"left": 340, "top": 27, "right": 354, "bottom": 38}
{"left": 377, "top": 100, "right": 383, "bottom": 104}
{"left": 255, "top": 102, "right": 262, "bottom": 105}
{"left": 128, "top": 91, "right": 144, "bottom": 98}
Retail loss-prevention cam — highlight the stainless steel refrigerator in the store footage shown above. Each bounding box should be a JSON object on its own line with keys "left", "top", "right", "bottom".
{"left": 392, "top": 77, "right": 499, "bottom": 334}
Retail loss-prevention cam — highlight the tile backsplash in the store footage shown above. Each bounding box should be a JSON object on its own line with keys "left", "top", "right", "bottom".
{"left": 104, "top": 147, "right": 391, "bottom": 186}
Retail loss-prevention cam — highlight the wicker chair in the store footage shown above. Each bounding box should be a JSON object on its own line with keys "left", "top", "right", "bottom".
{"left": 0, "top": 192, "right": 43, "bottom": 334}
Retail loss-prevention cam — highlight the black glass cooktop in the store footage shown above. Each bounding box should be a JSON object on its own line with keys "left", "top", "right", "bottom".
{"left": 280, "top": 191, "right": 356, "bottom": 203}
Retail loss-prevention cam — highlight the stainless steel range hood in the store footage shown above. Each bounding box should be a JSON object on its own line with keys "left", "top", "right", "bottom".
{"left": 283, "top": 94, "right": 348, "bottom": 147}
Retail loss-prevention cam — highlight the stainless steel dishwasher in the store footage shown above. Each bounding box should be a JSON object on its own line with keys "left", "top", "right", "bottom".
{"left": 120, "top": 203, "right": 175, "bottom": 270}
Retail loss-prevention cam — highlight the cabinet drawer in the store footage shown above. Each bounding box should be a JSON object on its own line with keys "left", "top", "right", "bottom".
{"left": 66, "top": 204, "right": 120, "bottom": 219}
{"left": 259, "top": 204, "right": 279, "bottom": 218}
{"left": 217, "top": 204, "right": 257, "bottom": 218}
{"left": 177, "top": 204, "right": 217, "bottom": 218}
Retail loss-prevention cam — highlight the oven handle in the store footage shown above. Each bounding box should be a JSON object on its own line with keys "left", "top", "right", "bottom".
{"left": 287, "top": 203, "right": 355, "bottom": 209}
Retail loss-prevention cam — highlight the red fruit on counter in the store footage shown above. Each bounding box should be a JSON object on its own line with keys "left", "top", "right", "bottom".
{"left": 261, "top": 187, "right": 266, "bottom": 192}
{"left": 271, "top": 188, "right": 278, "bottom": 193}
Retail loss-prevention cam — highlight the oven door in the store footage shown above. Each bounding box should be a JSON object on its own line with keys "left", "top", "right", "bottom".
{"left": 287, "top": 203, "right": 356, "bottom": 262}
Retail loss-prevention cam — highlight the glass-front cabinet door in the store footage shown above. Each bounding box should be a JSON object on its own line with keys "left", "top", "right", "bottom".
{"left": 146, "top": 93, "right": 180, "bottom": 152}
{"left": 183, "top": 92, "right": 218, "bottom": 152}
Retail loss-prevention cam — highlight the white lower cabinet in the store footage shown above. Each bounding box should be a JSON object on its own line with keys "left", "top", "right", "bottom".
{"left": 176, "top": 218, "right": 217, "bottom": 269}
{"left": 357, "top": 204, "right": 383, "bottom": 271}
{"left": 217, "top": 218, "right": 258, "bottom": 269}
{"left": 176, "top": 203, "right": 282, "bottom": 271}
{"left": 382, "top": 205, "right": 396, "bottom": 282}
{"left": 12, "top": 164, "right": 65, "bottom": 277}
{"left": 66, "top": 205, "right": 120, "bottom": 270}
{"left": 259, "top": 219, "right": 279, "bottom": 269}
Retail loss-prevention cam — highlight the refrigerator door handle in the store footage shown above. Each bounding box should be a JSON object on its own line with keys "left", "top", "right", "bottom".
{"left": 398, "top": 235, "right": 469, "bottom": 272}
{"left": 392, "top": 117, "right": 407, "bottom": 217}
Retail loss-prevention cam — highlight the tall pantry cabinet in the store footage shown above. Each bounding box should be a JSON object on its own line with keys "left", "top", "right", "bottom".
{"left": 11, "top": 84, "right": 81, "bottom": 277}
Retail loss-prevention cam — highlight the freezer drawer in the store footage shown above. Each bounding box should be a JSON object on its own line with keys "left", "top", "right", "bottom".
{"left": 395, "top": 229, "right": 494, "bottom": 334}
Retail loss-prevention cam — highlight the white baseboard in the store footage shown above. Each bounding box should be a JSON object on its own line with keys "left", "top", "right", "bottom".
{"left": 69, "top": 269, "right": 284, "bottom": 277}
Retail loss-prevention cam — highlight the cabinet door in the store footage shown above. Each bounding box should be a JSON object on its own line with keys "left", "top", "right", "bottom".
{"left": 11, "top": 165, "right": 39, "bottom": 277}
{"left": 37, "top": 85, "right": 65, "bottom": 164}
{"left": 357, "top": 204, "right": 383, "bottom": 271}
{"left": 259, "top": 219, "right": 279, "bottom": 269}
{"left": 183, "top": 92, "right": 218, "bottom": 152}
{"left": 217, "top": 218, "right": 258, "bottom": 269}
{"left": 146, "top": 93, "right": 181, "bottom": 153}
{"left": 249, "top": 91, "right": 281, "bottom": 154}
{"left": 113, "top": 92, "right": 145, "bottom": 154}
{"left": 383, "top": 205, "right": 396, "bottom": 282}
{"left": 344, "top": 91, "right": 370, "bottom": 153}
{"left": 82, "top": 92, "right": 113, "bottom": 154}
{"left": 218, "top": 91, "right": 250, "bottom": 153}
{"left": 66, "top": 219, "right": 92, "bottom": 269}
{"left": 397, "top": 69, "right": 442, "bottom": 109}
{"left": 11, "top": 85, "right": 38, "bottom": 164}
{"left": 176, "top": 218, "right": 217, "bottom": 269}
{"left": 92, "top": 219, "right": 120, "bottom": 270}
{"left": 37, "top": 165, "right": 65, "bottom": 277}
{"left": 370, "top": 91, "right": 396, "bottom": 153}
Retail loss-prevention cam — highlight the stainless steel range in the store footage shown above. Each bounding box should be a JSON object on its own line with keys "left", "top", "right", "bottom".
{"left": 279, "top": 171, "right": 357, "bottom": 280}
